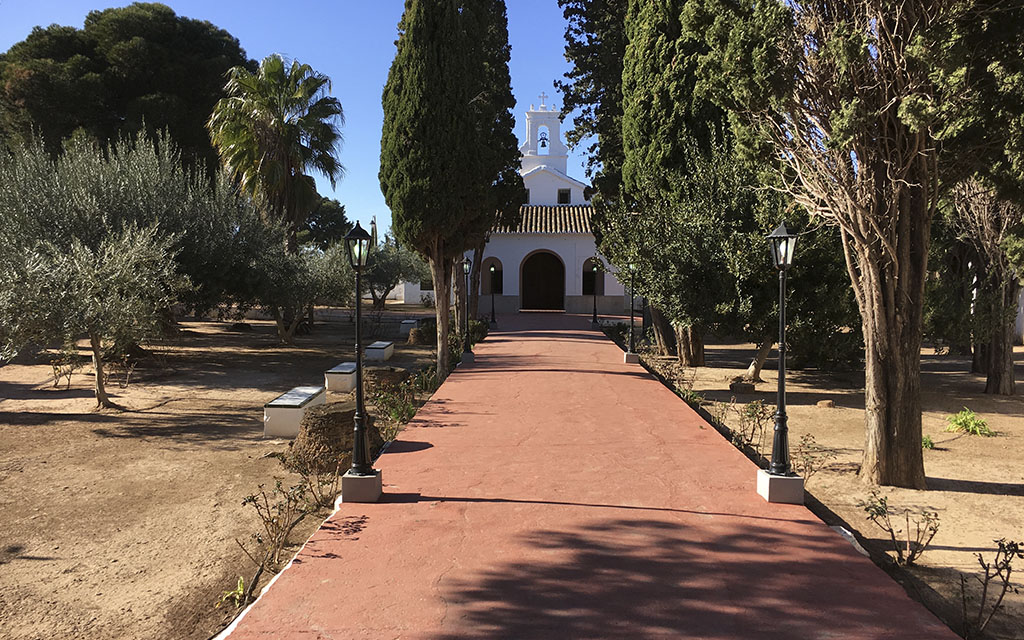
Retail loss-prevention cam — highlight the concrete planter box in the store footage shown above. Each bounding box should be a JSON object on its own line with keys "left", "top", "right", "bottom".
{"left": 325, "top": 362, "right": 357, "bottom": 393}
{"left": 264, "top": 386, "right": 326, "bottom": 438}
{"left": 366, "top": 341, "right": 394, "bottom": 361}
{"left": 400, "top": 319, "right": 418, "bottom": 337}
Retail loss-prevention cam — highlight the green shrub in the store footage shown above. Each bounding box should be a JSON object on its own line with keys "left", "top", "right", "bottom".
{"left": 469, "top": 318, "right": 489, "bottom": 344}
{"left": 922, "top": 435, "right": 935, "bottom": 449}
{"left": 945, "top": 408, "right": 994, "bottom": 437}
{"left": 677, "top": 388, "right": 704, "bottom": 405}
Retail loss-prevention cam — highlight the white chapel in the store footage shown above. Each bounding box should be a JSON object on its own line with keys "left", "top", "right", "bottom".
{"left": 475, "top": 93, "right": 625, "bottom": 314}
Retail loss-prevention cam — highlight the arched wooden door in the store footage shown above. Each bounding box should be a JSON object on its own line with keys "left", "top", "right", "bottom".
{"left": 520, "top": 251, "right": 565, "bottom": 310}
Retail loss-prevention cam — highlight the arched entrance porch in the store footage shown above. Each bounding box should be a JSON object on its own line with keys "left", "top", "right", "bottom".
{"left": 520, "top": 250, "right": 565, "bottom": 311}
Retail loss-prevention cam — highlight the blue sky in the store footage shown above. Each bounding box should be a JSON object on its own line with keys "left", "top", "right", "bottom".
{"left": 0, "top": 1, "right": 592, "bottom": 231}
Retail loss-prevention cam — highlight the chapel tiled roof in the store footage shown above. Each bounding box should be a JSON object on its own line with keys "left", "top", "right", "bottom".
{"left": 494, "top": 205, "right": 593, "bottom": 235}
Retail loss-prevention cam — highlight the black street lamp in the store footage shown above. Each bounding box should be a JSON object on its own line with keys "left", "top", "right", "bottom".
{"left": 591, "top": 262, "right": 599, "bottom": 328}
{"left": 767, "top": 221, "right": 797, "bottom": 476}
{"left": 462, "top": 257, "right": 473, "bottom": 360}
{"left": 489, "top": 264, "right": 497, "bottom": 327}
{"left": 344, "top": 222, "right": 376, "bottom": 481}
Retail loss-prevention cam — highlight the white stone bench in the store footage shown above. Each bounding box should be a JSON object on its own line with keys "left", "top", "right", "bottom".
{"left": 365, "top": 340, "right": 394, "bottom": 361}
{"left": 400, "top": 319, "right": 418, "bottom": 337}
{"left": 263, "top": 386, "right": 326, "bottom": 438}
{"left": 325, "top": 362, "right": 356, "bottom": 393}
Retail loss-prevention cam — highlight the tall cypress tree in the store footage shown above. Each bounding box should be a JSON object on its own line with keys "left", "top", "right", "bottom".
{"left": 380, "top": 0, "right": 479, "bottom": 378}
{"left": 459, "top": 0, "right": 525, "bottom": 321}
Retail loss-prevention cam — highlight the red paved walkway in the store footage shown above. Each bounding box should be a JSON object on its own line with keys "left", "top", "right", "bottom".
{"left": 225, "top": 314, "right": 955, "bottom": 639}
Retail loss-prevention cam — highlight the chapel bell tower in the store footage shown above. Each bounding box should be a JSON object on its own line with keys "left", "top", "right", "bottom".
{"left": 519, "top": 92, "right": 569, "bottom": 175}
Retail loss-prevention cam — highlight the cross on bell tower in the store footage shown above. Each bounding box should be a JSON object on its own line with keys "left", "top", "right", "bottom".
{"left": 519, "top": 92, "right": 568, "bottom": 174}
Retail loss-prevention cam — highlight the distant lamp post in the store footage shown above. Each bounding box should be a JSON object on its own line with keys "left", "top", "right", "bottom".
{"left": 489, "top": 264, "right": 497, "bottom": 327}
{"left": 341, "top": 221, "right": 382, "bottom": 502}
{"left": 624, "top": 263, "right": 639, "bottom": 363}
{"left": 462, "top": 257, "right": 474, "bottom": 364}
{"left": 757, "top": 221, "right": 803, "bottom": 504}
{"left": 591, "top": 263, "right": 600, "bottom": 328}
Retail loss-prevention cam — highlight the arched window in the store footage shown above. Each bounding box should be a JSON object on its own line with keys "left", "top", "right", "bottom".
{"left": 482, "top": 257, "right": 503, "bottom": 295}
{"left": 538, "top": 125, "right": 550, "bottom": 156}
{"left": 582, "top": 257, "right": 604, "bottom": 296}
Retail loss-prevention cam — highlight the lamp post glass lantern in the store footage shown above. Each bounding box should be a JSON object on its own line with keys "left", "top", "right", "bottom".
{"left": 767, "top": 221, "right": 797, "bottom": 476}
{"left": 462, "top": 257, "right": 473, "bottom": 354}
{"left": 344, "top": 222, "right": 373, "bottom": 476}
{"left": 489, "top": 264, "right": 497, "bottom": 326}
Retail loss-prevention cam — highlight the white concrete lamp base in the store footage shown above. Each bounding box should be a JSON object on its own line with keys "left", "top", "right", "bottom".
{"left": 623, "top": 352, "right": 640, "bottom": 364}
{"left": 342, "top": 469, "right": 383, "bottom": 503}
{"left": 756, "top": 468, "right": 804, "bottom": 504}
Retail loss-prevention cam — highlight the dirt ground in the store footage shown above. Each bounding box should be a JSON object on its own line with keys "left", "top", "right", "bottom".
{"left": 638, "top": 339, "right": 1024, "bottom": 640}
{"left": 0, "top": 312, "right": 435, "bottom": 640}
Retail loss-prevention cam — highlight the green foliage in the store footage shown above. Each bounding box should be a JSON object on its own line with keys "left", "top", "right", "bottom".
{"left": 1, "top": 224, "right": 183, "bottom": 356}
{"left": 922, "top": 435, "right": 935, "bottom": 450}
{"left": 794, "top": 433, "right": 837, "bottom": 483}
{"left": 208, "top": 54, "right": 344, "bottom": 251}
{"left": 216, "top": 577, "right": 246, "bottom": 610}
{"left": 0, "top": 132, "right": 284, "bottom": 317}
{"left": 467, "top": 319, "right": 489, "bottom": 345}
{"left": 370, "top": 380, "right": 418, "bottom": 441}
{"left": 556, "top": 0, "right": 628, "bottom": 200}
{"left": 945, "top": 408, "right": 994, "bottom": 437}
{"left": 244, "top": 243, "right": 353, "bottom": 343}
{"left": 364, "top": 237, "right": 431, "bottom": 311}
{"left": 298, "top": 197, "right": 351, "bottom": 250}
{"left": 380, "top": 0, "right": 521, "bottom": 378}
{"left": 0, "top": 2, "right": 251, "bottom": 167}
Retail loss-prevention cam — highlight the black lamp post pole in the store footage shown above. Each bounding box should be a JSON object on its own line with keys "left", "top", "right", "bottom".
{"left": 628, "top": 267, "right": 636, "bottom": 353}
{"left": 591, "top": 266, "right": 598, "bottom": 326}
{"left": 351, "top": 266, "right": 372, "bottom": 476}
{"left": 490, "top": 270, "right": 496, "bottom": 326}
{"left": 769, "top": 267, "right": 791, "bottom": 475}
{"left": 463, "top": 266, "right": 473, "bottom": 355}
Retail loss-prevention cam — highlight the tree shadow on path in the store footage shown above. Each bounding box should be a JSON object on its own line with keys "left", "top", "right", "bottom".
{"left": 427, "top": 518, "right": 952, "bottom": 640}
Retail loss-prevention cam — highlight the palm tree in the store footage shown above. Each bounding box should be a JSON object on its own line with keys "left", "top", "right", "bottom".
{"left": 208, "top": 54, "right": 344, "bottom": 253}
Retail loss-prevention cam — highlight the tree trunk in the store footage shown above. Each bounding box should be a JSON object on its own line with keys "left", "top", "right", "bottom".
{"left": 272, "top": 306, "right": 303, "bottom": 344}
{"left": 972, "top": 342, "right": 988, "bottom": 374}
{"left": 688, "top": 326, "right": 705, "bottom": 366}
{"left": 984, "top": 280, "right": 1019, "bottom": 395}
{"left": 89, "top": 331, "right": 114, "bottom": 409}
{"left": 428, "top": 250, "right": 454, "bottom": 380}
{"left": 676, "top": 325, "right": 704, "bottom": 366}
{"left": 649, "top": 305, "right": 676, "bottom": 356}
{"left": 744, "top": 338, "right": 773, "bottom": 382}
{"left": 848, "top": 191, "right": 929, "bottom": 489}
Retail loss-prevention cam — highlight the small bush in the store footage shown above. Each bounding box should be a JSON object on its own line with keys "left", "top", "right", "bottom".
{"left": 717, "top": 399, "right": 773, "bottom": 455}
{"left": 419, "top": 317, "right": 438, "bottom": 344}
{"left": 945, "top": 408, "right": 994, "bottom": 437}
{"left": 677, "top": 388, "right": 704, "bottom": 406}
{"left": 794, "top": 433, "right": 837, "bottom": 482}
{"left": 370, "top": 382, "right": 417, "bottom": 441}
{"left": 468, "top": 318, "right": 489, "bottom": 344}
{"left": 922, "top": 435, "right": 935, "bottom": 450}
{"left": 960, "top": 539, "right": 1024, "bottom": 638}
{"left": 857, "top": 490, "right": 940, "bottom": 566}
